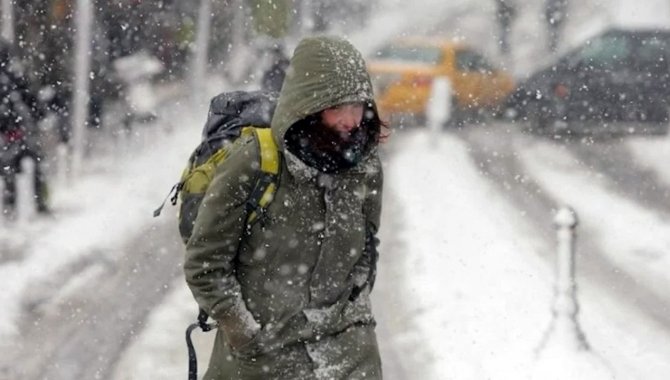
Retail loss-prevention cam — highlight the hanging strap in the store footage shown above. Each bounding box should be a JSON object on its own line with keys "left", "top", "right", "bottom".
{"left": 152, "top": 182, "right": 182, "bottom": 217}
{"left": 186, "top": 308, "right": 216, "bottom": 380}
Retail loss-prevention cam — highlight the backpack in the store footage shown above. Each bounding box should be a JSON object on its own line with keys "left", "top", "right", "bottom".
{"left": 153, "top": 90, "right": 281, "bottom": 380}
{"left": 154, "top": 90, "right": 281, "bottom": 242}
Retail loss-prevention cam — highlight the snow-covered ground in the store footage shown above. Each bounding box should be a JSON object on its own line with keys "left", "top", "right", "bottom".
{"left": 391, "top": 131, "right": 670, "bottom": 379}
{"left": 386, "top": 132, "right": 552, "bottom": 379}
{"left": 111, "top": 128, "right": 670, "bottom": 380}
{"left": 522, "top": 141, "right": 670, "bottom": 297}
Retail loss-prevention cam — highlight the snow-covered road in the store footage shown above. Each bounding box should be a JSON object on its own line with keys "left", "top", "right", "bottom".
{"left": 456, "top": 122, "right": 670, "bottom": 378}
{"left": 111, "top": 124, "right": 670, "bottom": 380}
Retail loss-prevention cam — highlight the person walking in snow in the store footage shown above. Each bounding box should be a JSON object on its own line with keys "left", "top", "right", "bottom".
{"left": 260, "top": 43, "right": 290, "bottom": 93}
{"left": 0, "top": 39, "right": 50, "bottom": 216}
{"left": 184, "top": 36, "right": 385, "bottom": 379}
{"left": 495, "top": 0, "right": 517, "bottom": 55}
{"left": 544, "top": 0, "right": 568, "bottom": 52}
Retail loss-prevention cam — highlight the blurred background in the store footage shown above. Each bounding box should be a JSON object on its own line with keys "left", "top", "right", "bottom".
{"left": 2, "top": 0, "right": 670, "bottom": 379}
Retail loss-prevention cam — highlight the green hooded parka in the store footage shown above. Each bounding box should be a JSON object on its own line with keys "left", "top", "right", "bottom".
{"left": 184, "top": 36, "right": 383, "bottom": 380}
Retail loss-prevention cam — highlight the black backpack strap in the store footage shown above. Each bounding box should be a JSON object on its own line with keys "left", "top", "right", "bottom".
{"left": 185, "top": 322, "right": 200, "bottom": 380}
{"left": 185, "top": 308, "right": 216, "bottom": 380}
{"left": 245, "top": 128, "right": 281, "bottom": 227}
{"left": 245, "top": 172, "right": 279, "bottom": 227}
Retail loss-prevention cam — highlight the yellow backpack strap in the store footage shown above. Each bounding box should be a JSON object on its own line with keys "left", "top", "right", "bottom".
{"left": 254, "top": 127, "right": 279, "bottom": 175}
{"left": 246, "top": 127, "right": 281, "bottom": 225}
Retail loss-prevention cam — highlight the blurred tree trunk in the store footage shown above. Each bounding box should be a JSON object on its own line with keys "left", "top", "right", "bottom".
{"left": 191, "top": 0, "right": 212, "bottom": 104}
{"left": 71, "top": 0, "right": 93, "bottom": 176}
{"left": 1, "top": 0, "right": 14, "bottom": 43}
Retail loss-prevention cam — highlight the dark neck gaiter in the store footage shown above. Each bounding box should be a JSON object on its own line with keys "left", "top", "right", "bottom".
{"left": 285, "top": 116, "right": 370, "bottom": 174}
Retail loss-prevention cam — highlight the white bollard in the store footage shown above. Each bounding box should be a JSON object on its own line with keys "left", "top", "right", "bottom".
{"left": 549, "top": 207, "right": 588, "bottom": 351}
{"left": 426, "top": 76, "right": 453, "bottom": 142}
{"left": 114, "top": 121, "right": 132, "bottom": 164}
{"left": 16, "top": 157, "right": 36, "bottom": 225}
{"left": 531, "top": 206, "right": 615, "bottom": 380}
{"left": 1, "top": 0, "right": 15, "bottom": 43}
{"left": 55, "top": 143, "right": 69, "bottom": 190}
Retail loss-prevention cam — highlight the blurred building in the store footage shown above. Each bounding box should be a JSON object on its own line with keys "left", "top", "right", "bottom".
{"left": 6, "top": 0, "right": 378, "bottom": 93}
{"left": 12, "top": 0, "right": 199, "bottom": 91}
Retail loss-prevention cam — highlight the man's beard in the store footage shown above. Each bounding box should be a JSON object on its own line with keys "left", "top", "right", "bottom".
{"left": 285, "top": 118, "right": 369, "bottom": 173}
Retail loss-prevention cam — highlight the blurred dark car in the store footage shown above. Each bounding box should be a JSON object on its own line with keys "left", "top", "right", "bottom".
{"left": 507, "top": 27, "right": 670, "bottom": 136}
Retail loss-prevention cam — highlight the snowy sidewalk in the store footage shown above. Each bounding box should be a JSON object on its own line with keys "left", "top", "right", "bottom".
{"left": 0, "top": 87, "right": 207, "bottom": 342}
{"left": 381, "top": 130, "right": 670, "bottom": 379}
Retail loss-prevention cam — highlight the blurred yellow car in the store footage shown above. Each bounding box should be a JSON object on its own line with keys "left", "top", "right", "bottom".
{"left": 368, "top": 38, "right": 515, "bottom": 120}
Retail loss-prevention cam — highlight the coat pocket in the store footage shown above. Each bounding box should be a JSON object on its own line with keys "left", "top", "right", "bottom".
{"left": 231, "top": 329, "right": 266, "bottom": 359}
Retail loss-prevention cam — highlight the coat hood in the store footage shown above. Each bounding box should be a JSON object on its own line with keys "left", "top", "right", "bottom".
{"left": 270, "top": 36, "right": 375, "bottom": 151}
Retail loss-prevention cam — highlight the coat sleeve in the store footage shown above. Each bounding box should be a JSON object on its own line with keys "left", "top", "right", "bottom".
{"left": 184, "top": 139, "right": 261, "bottom": 340}
{"left": 351, "top": 155, "right": 384, "bottom": 297}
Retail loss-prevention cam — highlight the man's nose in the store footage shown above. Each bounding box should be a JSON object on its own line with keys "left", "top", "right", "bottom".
{"left": 340, "top": 114, "right": 360, "bottom": 131}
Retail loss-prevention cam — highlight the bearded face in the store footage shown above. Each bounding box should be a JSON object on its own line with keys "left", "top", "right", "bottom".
{"left": 285, "top": 103, "right": 379, "bottom": 173}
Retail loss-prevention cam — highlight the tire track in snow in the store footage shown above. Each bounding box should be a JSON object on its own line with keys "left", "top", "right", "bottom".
{"left": 0, "top": 219, "right": 182, "bottom": 380}
{"left": 566, "top": 139, "right": 670, "bottom": 217}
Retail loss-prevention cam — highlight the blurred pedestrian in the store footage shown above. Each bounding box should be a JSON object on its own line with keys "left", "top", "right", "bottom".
{"left": 260, "top": 44, "right": 290, "bottom": 93}
{"left": 185, "top": 36, "right": 385, "bottom": 379}
{"left": 495, "top": 0, "right": 517, "bottom": 55}
{"left": 545, "top": 0, "right": 568, "bottom": 52}
{"left": 0, "top": 39, "right": 50, "bottom": 216}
